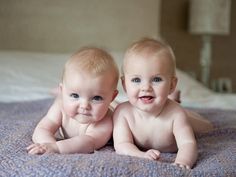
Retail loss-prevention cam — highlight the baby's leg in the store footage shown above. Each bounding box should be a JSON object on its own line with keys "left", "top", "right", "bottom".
{"left": 169, "top": 90, "right": 213, "bottom": 133}
{"left": 186, "top": 110, "right": 213, "bottom": 133}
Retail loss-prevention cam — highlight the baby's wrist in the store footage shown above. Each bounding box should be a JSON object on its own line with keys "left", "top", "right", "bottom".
{"left": 54, "top": 142, "right": 61, "bottom": 153}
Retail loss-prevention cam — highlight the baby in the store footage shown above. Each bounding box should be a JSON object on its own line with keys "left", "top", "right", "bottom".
{"left": 113, "top": 38, "right": 213, "bottom": 169}
{"left": 27, "top": 47, "right": 119, "bottom": 154}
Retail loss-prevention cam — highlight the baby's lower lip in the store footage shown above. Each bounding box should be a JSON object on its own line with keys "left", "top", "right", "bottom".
{"left": 79, "top": 113, "right": 91, "bottom": 116}
{"left": 139, "top": 96, "right": 154, "bottom": 103}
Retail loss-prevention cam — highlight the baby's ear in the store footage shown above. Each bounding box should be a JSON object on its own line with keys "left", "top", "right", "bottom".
{"left": 121, "top": 76, "right": 127, "bottom": 92}
{"left": 169, "top": 77, "right": 178, "bottom": 94}
{"left": 59, "top": 83, "right": 63, "bottom": 94}
{"left": 50, "top": 84, "right": 62, "bottom": 97}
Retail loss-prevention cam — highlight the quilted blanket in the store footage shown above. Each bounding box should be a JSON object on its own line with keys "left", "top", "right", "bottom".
{"left": 0, "top": 99, "right": 235, "bottom": 177}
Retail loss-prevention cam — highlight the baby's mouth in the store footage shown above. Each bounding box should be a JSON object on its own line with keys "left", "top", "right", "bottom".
{"left": 79, "top": 113, "right": 91, "bottom": 116}
{"left": 78, "top": 111, "right": 91, "bottom": 117}
{"left": 139, "top": 96, "right": 154, "bottom": 103}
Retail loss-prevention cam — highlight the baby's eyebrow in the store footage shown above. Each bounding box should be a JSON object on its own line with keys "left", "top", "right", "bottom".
{"left": 130, "top": 74, "right": 141, "bottom": 77}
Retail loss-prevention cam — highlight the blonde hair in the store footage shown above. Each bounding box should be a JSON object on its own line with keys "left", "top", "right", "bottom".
{"left": 63, "top": 47, "right": 119, "bottom": 89}
{"left": 123, "top": 38, "right": 176, "bottom": 76}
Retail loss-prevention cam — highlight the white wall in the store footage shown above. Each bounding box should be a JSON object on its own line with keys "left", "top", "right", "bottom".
{"left": 0, "top": 0, "right": 161, "bottom": 53}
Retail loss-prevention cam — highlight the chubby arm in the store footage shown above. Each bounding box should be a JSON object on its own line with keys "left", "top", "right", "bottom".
{"left": 56, "top": 113, "right": 113, "bottom": 154}
{"left": 27, "top": 98, "right": 62, "bottom": 154}
{"left": 28, "top": 100, "right": 112, "bottom": 154}
{"left": 32, "top": 98, "right": 62, "bottom": 143}
{"left": 113, "top": 103, "right": 160, "bottom": 160}
{"left": 173, "top": 111, "right": 198, "bottom": 169}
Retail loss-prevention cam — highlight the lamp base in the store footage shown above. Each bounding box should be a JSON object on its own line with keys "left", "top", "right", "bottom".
{"left": 200, "top": 35, "right": 211, "bottom": 87}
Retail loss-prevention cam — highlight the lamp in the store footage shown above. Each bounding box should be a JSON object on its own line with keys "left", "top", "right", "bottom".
{"left": 189, "top": 0, "right": 231, "bottom": 86}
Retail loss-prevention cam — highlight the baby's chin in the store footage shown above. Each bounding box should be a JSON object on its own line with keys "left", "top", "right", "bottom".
{"left": 135, "top": 101, "right": 161, "bottom": 113}
{"left": 137, "top": 106, "right": 154, "bottom": 113}
{"left": 72, "top": 114, "right": 94, "bottom": 124}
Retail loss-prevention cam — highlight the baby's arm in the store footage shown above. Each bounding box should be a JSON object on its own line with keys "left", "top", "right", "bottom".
{"left": 113, "top": 104, "right": 160, "bottom": 160}
{"left": 32, "top": 99, "right": 62, "bottom": 143}
{"left": 173, "top": 112, "right": 198, "bottom": 169}
{"left": 56, "top": 115, "right": 113, "bottom": 154}
{"left": 27, "top": 99, "right": 62, "bottom": 154}
{"left": 55, "top": 134, "right": 96, "bottom": 154}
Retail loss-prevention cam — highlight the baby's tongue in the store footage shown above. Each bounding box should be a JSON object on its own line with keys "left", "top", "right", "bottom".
{"left": 140, "top": 96, "right": 153, "bottom": 103}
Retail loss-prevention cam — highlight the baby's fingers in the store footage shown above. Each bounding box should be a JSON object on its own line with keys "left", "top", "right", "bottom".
{"left": 28, "top": 147, "right": 46, "bottom": 155}
{"left": 26, "top": 143, "right": 39, "bottom": 151}
{"left": 145, "top": 149, "right": 160, "bottom": 160}
{"left": 150, "top": 150, "right": 160, "bottom": 160}
{"left": 27, "top": 143, "right": 46, "bottom": 155}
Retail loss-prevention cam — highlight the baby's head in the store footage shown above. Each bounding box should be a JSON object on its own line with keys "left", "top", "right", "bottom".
{"left": 60, "top": 47, "right": 119, "bottom": 123}
{"left": 63, "top": 47, "right": 119, "bottom": 89}
{"left": 122, "top": 38, "right": 176, "bottom": 77}
{"left": 121, "top": 38, "right": 178, "bottom": 112}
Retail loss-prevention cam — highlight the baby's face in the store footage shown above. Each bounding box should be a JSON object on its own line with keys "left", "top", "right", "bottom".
{"left": 123, "top": 53, "right": 175, "bottom": 113}
{"left": 61, "top": 70, "right": 117, "bottom": 124}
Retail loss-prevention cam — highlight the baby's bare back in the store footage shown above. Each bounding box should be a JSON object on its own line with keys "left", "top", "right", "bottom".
{"left": 186, "top": 110, "right": 213, "bottom": 133}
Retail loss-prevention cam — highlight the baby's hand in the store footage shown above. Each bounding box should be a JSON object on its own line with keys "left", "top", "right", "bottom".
{"left": 173, "top": 162, "right": 191, "bottom": 169}
{"left": 144, "top": 149, "right": 160, "bottom": 160}
{"left": 26, "top": 143, "right": 59, "bottom": 155}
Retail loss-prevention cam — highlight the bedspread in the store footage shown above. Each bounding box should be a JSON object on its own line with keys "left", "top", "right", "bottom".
{"left": 0, "top": 99, "right": 235, "bottom": 177}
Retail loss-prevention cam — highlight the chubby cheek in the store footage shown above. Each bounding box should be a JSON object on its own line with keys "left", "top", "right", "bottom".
{"left": 127, "top": 91, "right": 136, "bottom": 100}
{"left": 155, "top": 85, "right": 171, "bottom": 100}
{"left": 125, "top": 83, "right": 137, "bottom": 96}
{"left": 63, "top": 101, "right": 77, "bottom": 117}
{"left": 92, "top": 104, "right": 109, "bottom": 121}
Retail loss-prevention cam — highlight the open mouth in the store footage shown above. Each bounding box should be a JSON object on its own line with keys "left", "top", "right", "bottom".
{"left": 139, "top": 96, "right": 154, "bottom": 103}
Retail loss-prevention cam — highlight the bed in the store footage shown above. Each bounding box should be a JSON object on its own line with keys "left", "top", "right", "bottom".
{"left": 0, "top": 50, "right": 236, "bottom": 176}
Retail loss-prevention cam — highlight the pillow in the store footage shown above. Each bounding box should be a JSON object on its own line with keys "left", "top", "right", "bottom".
{"left": 0, "top": 50, "right": 126, "bottom": 102}
{"left": 0, "top": 50, "right": 68, "bottom": 102}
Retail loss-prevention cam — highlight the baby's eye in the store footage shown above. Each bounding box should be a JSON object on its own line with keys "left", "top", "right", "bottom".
{"left": 152, "top": 77, "right": 162, "bottom": 82}
{"left": 92, "top": 95, "right": 103, "bottom": 101}
{"left": 131, "top": 77, "right": 141, "bottom": 83}
{"left": 70, "top": 93, "right": 79, "bottom": 99}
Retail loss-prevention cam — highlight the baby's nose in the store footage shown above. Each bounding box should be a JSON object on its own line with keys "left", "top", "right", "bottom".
{"left": 141, "top": 82, "right": 152, "bottom": 91}
{"left": 79, "top": 100, "right": 91, "bottom": 110}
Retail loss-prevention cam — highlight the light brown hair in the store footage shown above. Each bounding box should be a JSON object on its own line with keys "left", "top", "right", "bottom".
{"left": 122, "top": 38, "right": 176, "bottom": 76}
{"left": 63, "top": 47, "right": 119, "bottom": 89}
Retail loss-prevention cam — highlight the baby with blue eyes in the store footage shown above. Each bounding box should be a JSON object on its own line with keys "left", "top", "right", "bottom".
{"left": 113, "top": 38, "right": 213, "bottom": 169}
{"left": 27, "top": 47, "right": 119, "bottom": 155}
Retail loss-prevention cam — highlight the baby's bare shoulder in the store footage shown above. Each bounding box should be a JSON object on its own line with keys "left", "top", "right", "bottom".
{"left": 49, "top": 95, "right": 62, "bottom": 110}
{"left": 45, "top": 97, "right": 63, "bottom": 118}
{"left": 113, "top": 101, "right": 133, "bottom": 120}
{"left": 165, "top": 100, "right": 187, "bottom": 119}
{"left": 114, "top": 101, "right": 133, "bottom": 113}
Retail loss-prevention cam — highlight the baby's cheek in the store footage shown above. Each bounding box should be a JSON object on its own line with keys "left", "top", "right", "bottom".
{"left": 94, "top": 105, "right": 109, "bottom": 120}
{"left": 64, "top": 104, "right": 77, "bottom": 117}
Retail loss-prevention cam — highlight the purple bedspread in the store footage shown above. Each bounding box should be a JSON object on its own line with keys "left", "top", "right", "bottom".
{"left": 0, "top": 99, "right": 235, "bottom": 177}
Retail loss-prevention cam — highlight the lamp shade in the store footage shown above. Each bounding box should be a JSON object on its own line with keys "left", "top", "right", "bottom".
{"left": 189, "top": 0, "right": 231, "bottom": 35}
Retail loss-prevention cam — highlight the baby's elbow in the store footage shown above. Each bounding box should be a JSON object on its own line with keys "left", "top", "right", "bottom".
{"left": 32, "top": 133, "right": 38, "bottom": 143}
{"left": 32, "top": 136, "right": 35, "bottom": 143}
{"left": 114, "top": 146, "right": 123, "bottom": 155}
{"left": 114, "top": 142, "right": 128, "bottom": 155}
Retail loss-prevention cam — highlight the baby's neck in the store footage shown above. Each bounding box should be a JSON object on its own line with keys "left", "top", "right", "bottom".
{"left": 133, "top": 103, "right": 167, "bottom": 119}
{"left": 137, "top": 110, "right": 158, "bottom": 120}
